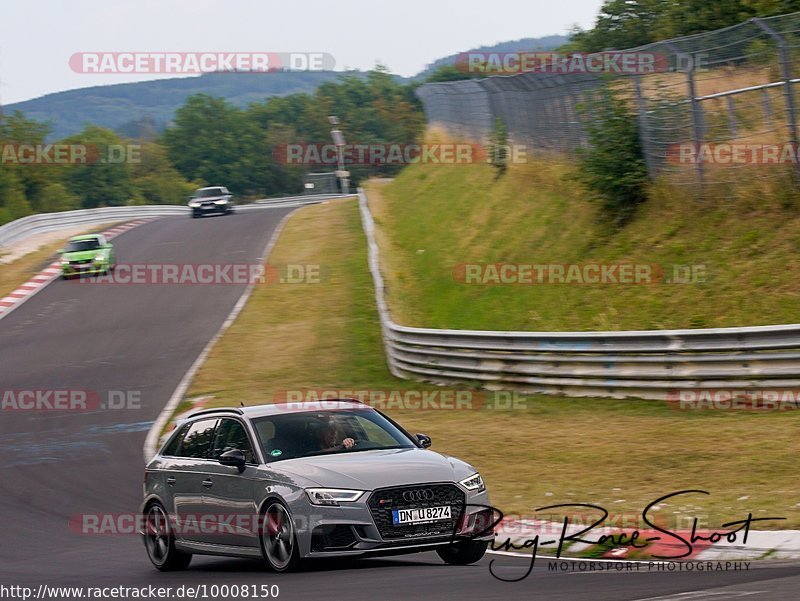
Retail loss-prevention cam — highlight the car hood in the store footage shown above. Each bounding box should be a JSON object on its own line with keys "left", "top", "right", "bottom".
{"left": 193, "top": 195, "right": 226, "bottom": 202}
{"left": 266, "top": 448, "right": 477, "bottom": 490}
{"left": 61, "top": 249, "right": 102, "bottom": 261}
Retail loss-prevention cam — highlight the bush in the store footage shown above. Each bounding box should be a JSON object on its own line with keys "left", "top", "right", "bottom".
{"left": 576, "top": 86, "right": 649, "bottom": 225}
{"left": 488, "top": 117, "right": 509, "bottom": 176}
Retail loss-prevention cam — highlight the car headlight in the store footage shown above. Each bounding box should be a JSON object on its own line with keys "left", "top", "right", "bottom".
{"left": 94, "top": 253, "right": 105, "bottom": 261}
{"left": 306, "top": 488, "right": 364, "bottom": 506}
{"left": 188, "top": 201, "right": 200, "bottom": 207}
{"left": 459, "top": 473, "right": 485, "bottom": 493}
{"left": 214, "top": 199, "right": 228, "bottom": 205}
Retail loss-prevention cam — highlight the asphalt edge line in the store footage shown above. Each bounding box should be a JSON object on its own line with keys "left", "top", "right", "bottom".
{"left": 142, "top": 208, "right": 297, "bottom": 462}
{"left": 0, "top": 219, "right": 150, "bottom": 322}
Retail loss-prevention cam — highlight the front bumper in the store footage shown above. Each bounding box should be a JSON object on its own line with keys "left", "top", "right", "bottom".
{"left": 293, "top": 483, "right": 493, "bottom": 559}
{"left": 61, "top": 262, "right": 106, "bottom": 277}
{"left": 191, "top": 201, "right": 230, "bottom": 214}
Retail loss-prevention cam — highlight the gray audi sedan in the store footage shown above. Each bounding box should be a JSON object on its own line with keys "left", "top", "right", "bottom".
{"left": 142, "top": 400, "right": 493, "bottom": 571}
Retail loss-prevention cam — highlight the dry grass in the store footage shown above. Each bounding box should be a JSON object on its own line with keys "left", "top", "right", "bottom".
{"left": 0, "top": 241, "right": 63, "bottom": 299}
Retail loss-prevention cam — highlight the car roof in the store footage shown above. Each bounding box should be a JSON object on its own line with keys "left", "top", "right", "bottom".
{"left": 184, "top": 399, "right": 368, "bottom": 421}
{"left": 69, "top": 234, "right": 102, "bottom": 241}
{"left": 197, "top": 186, "right": 226, "bottom": 190}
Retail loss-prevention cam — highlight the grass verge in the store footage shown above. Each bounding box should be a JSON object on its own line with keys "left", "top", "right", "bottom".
{"left": 365, "top": 159, "right": 800, "bottom": 331}
{"left": 0, "top": 240, "right": 67, "bottom": 299}
{"left": 185, "top": 197, "right": 799, "bottom": 529}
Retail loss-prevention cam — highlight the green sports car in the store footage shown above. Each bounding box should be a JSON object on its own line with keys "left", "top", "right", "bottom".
{"left": 59, "top": 234, "right": 116, "bottom": 279}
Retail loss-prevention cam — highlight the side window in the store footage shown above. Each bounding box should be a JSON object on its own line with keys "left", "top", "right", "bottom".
{"left": 178, "top": 419, "right": 218, "bottom": 459}
{"left": 212, "top": 419, "right": 256, "bottom": 464}
{"left": 161, "top": 424, "right": 189, "bottom": 456}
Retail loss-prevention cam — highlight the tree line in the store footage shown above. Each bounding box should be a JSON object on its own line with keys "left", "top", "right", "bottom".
{"left": 0, "top": 68, "right": 424, "bottom": 226}
{"left": 568, "top": 0, "right": 800, "bottom": 52}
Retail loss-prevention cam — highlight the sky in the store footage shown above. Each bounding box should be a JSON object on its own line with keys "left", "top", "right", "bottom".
{"left": 0, "top": 0, "right": 605, "bottom": 105}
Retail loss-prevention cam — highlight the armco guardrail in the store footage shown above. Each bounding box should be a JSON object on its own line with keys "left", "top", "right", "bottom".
{"left": 0, "top": 194, "right": 347, "bottom": 250}
{"left": 358, "top": 187, "right": 800, "bottom": 400}
{"left": 0, "top": 206, "right": 186, "bottom": 250}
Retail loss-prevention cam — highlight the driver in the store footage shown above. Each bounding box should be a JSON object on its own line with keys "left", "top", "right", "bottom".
{"left": 316, "top": 419, "right": 355, "bottom": 452}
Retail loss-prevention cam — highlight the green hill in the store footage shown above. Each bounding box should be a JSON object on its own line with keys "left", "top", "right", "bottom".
{"left": 5, "top": 70, "right": 379, "bottom": 140}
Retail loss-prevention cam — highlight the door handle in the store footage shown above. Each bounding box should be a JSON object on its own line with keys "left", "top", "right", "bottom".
{"left": 166, "top": 476, "right": 176, "bottom": 485}
{"left": 202, "top": 478, "right": 213, "bottom": 488}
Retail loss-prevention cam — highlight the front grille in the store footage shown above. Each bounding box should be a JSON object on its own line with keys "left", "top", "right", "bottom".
{"left": 70, "top": 259, "right": 92, "bottom": 265}
{"left": 368, "top": 483, "right": 465, "bottom": 541}
{"left": 310, "top": 524, "right": 357, "bottom": 551}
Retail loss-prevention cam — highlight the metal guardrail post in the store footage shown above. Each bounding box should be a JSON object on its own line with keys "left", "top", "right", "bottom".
{"left": 754, "top": 17, "right": 800, "bottom": 182}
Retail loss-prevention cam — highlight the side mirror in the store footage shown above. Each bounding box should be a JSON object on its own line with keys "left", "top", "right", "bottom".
{"left": 219, "top": 449, "right": 247, "bottom": 473}
{"left": 415, "top": 434, "right": 432, "bottom": 449}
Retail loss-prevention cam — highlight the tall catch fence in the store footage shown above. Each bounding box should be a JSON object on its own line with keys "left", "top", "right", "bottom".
{"left": 416, "top": 12, "right": 800, "bottom": 192}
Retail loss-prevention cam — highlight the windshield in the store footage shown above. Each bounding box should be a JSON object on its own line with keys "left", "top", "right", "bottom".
{"left": 196, "top": 188, "right": 225, "bottom": 198}
{"left": 252, "top": 409, "right": 416, "bottom": 462}
{"left": 65, "top": 239, "right": 101, "bottom": 252}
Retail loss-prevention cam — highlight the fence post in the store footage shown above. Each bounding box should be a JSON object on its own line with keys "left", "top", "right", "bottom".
{"left": 633, "top": 76, "right": 656, "bottom": 179}
{"left": 687, "top": 65, "right": 706, "bottom": 187}
{"left": 726, "top": 96, "right": 738, "bottom": 138}
{"left": 754, "top": 17, "right": 800, "bottom": 182}
{"left": 666, "top": 42, "right": 705, "bottom": 188}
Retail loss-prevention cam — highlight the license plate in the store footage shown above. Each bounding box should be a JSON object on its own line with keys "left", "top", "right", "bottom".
{"left": 203, "top": 205, "right": 215, "bottom": 210}
{"left": 392, "top": 506, "right": 451, "bottom": 525}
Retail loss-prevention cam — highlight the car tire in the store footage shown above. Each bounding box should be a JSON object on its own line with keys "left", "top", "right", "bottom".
{"left": 260, "top": 500, "right": 301, "bottom": 572}
{"left": 143, "top": 503, "right": 192, "bottom": 571}
{"left": 436, "top": 540, "right": 489, "bottom": 565}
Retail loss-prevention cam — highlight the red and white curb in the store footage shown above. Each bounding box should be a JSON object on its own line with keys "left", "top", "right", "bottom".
{"left": 0, "top": 220, "right": 150, "bottom": 320}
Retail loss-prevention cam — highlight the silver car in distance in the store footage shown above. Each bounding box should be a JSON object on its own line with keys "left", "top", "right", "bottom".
{"left": 141, "top": 400, "right": 493, "bottom": 571}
